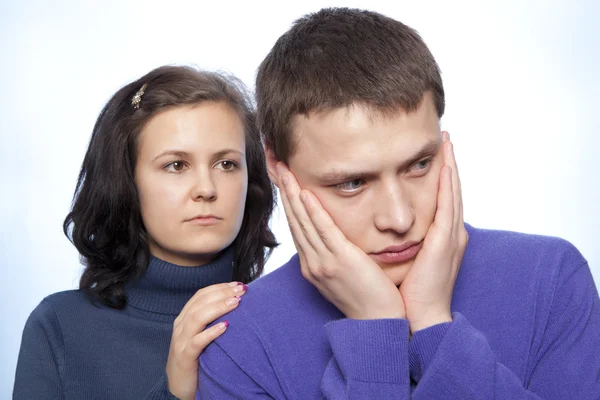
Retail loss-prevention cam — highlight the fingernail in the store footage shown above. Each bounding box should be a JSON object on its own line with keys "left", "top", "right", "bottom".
{"left": 228, "top": 281, "right": 240, "bottom": 287}
{"left": 233, "top": 283, "right": 248, "bottom": 293}
{"left": 226, "top": 296, "right": 241, "bottom": 306}
{"left": 219, "top": 321, "right": 230, "bottom": 329}
{"left": 281, "top": 175, "right": 289, "bottom": 186}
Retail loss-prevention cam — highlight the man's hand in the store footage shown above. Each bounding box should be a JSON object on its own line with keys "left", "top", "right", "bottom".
{"left": 276, "top": 162, "right": 405, "bottom": 320}
{"left": 400, "top": 131, "right": 468, "bottom": 333}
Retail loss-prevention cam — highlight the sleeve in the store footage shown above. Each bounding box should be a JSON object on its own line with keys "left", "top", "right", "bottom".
{"left": 197, "top": 318, "right": 411, "bottom": 400}
{"left": 13, "top": 300, "right": 65, "bottom": 400}
{"left": 409, "top": 262, "right": 600, "bottom": 399}
{"left": 142, "top": 371, "right": 179, "bottom": 400}
{"left": 321, "top": 318, "right": 411, "bottom": 400}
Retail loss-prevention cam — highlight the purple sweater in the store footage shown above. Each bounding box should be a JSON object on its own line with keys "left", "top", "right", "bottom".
{"left": 197, "top": 225, "right": 600, "bottom": 399}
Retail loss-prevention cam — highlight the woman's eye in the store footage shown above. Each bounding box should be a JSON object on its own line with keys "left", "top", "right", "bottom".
{"left": 216, "top": 160, "right": 237, "bottom": 171}
{"left": 165, "top": 161, "right": 186, "bottom": 172}
{"left": 336, "top": 179, "right": 364, "bottom": 192}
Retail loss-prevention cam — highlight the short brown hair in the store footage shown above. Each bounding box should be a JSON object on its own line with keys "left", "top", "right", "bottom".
{"left": 65, "top": 65, "right": 277, "bottom": 308}
{"left": 256, "top": 7, "right": 445, "bottom": 162}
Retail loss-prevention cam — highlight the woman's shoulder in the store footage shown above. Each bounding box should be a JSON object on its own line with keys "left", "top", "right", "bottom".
{"left": 40, "top": 289, "right": 90, "bottom": 309}
{"left": 26, "top": 290, "right": 95, "bottom": 327}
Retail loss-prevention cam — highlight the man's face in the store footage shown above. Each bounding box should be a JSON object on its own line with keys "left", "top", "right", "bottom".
{"left": 282, "top": 92, "right": 442, "bottom": 285}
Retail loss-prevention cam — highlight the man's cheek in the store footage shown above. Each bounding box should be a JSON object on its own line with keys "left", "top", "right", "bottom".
{"left": 318, "top": 197, "right": 343, "bottom": 226}
{"left": 314, "top": 194, "right": 352, "bottom": 231}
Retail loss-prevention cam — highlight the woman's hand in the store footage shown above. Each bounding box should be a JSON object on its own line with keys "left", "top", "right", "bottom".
{"left": 166, "top": 281, "right": 247, "bottom": 400}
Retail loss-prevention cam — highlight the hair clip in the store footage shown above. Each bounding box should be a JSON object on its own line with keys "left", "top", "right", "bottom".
{"left": 131, "top": 83, "right": 148, "bottom": 109}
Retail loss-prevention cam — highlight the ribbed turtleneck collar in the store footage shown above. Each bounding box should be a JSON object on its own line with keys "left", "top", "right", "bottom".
{"left": 126, "top": 247, "right": 235, "bottom": 315}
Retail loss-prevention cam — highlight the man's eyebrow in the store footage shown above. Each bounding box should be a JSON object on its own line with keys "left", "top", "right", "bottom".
{"left": 316, "top": 169, "right": 374, "bottom": 184}
{"left": 315, "top": 137, "right": 441, "bottom": 184}
{"left": 400, "top": 138, "right": 441, "bottom": 168}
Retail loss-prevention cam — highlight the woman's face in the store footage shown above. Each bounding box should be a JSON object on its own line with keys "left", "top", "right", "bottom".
{"left": 135, "top": 101, "right": 248, "bottom": 266}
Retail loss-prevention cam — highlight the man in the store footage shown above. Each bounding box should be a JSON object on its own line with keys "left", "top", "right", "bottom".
{"left": 197, "top": 7, "right": 600, "bottom": 399}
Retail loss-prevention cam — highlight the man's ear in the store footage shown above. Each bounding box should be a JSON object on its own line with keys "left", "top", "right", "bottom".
{"left": 264, "top": 144, "right": 281, "bottom": 188}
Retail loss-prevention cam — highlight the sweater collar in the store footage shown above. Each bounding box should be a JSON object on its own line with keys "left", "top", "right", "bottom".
{"left": 126, "top": 247, "right": 234, "bottom": 315}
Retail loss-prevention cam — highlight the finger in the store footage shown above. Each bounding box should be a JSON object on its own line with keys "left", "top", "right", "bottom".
{"left": 442, "top": 130, "right": 450, "bottom": 142}
{"left": 284, "top": 177, "right": 331, "bottom": 256}
{"left": 277, "top": 163, "right": 326, "bottom": 258}
{"left": 279, "top": 179, "right": 316, "bottom": 281}
{"left": 177, "top": 282, "right": 246, "bottom": 323}
{"left": 290, "top": 232, "right": 310, "bottom": 278}
{"left": 300, "top": 189, "right": 348, "bottom": 255}
{"left": 442, "top": 134, "right": 463, "bottom": 228}
{"left": 180, "top": 297, "right": 240, "bottom": 340}
{"left": 182, "top": 321, "right": 229, "bottom": 362}
{"left": 433, "top": 165, "right": 454, "bottom": 232}
{"left": 277, "top": 168, "right": 312, "bottom": 256}
{"left": 174, "top": 282, "right": 248, "bottom": 324}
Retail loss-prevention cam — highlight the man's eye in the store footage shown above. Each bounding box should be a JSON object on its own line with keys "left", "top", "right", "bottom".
{"left": 415, "top": 159, "right": 430, "bottom": 169}
{"left": 165, "top": 161, "right": 186, "bottom": 172}
{"left": 336, "top": 179, "right": 364, "bottom": 192}
{"left": 411, "top": 158, "right": 432, "bottom": 173}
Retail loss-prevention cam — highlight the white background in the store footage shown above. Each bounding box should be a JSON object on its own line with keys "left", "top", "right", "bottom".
{"left": 1, "top": 0, "right": 598, "bottom": 395}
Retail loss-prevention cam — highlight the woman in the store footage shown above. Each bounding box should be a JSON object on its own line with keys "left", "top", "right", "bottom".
{"left": 13, "top": 65, "right": 277, "bottom": 399}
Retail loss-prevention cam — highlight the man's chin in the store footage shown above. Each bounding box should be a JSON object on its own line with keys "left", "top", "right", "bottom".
{"left": 380, "top": 261, "right": 413, "bottom": 286}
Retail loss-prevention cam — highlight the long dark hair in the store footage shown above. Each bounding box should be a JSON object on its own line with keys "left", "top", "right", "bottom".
{"left": 64, "top": 65, "right": 277, "bottom": 309}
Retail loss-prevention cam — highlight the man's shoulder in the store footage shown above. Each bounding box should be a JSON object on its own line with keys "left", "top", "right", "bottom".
{"left": 466, "top": 223, "right": 586, "bottom": 264}
{"left": 235, "top": 254, "right": 324, "bottom": 314}
{"left": 211, "top": 253, "right": 339, "bottom": 345}
{"left": 464, "top": 223, "right": 588, "bottom": 286}
{"left": 203, "top": 254, "right": 338, "bottom": 392}
{"left": 252, "top": 254, "right": 304, "bottom": 291}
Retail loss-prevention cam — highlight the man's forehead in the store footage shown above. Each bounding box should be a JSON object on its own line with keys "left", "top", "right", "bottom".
{"left": 290, "top": 94, "right": 436, "bottom": 127}
{"left": 287, "top": 96, "right": 440, "bottom": 171}
{"left": 291, "top": 103, "right": 398, "bottom": 131}
{"left": 290, "top": 134, "right": 441, "bottom": 182}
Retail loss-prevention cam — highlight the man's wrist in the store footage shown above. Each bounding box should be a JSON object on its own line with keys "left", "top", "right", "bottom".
{"left": 409, "top": 311, "right": 452, "bottom": 333}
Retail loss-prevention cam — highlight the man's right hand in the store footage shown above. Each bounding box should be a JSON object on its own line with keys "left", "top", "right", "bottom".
{"left": 276, "top": 163, "right": 405, "bottom": 320}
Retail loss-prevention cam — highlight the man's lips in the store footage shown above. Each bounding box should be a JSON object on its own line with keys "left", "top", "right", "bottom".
{"left": 369, "top": 241, "right": 422, "bottom": 264}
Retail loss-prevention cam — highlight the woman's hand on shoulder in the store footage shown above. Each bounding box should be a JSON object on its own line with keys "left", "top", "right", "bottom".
{"left": 166, "top": 281, "right": 247, "bottom": 400}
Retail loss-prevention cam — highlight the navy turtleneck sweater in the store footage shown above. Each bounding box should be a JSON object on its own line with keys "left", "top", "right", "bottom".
{"left": 13, "top": 248, "right": 235, "bottom": 399}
